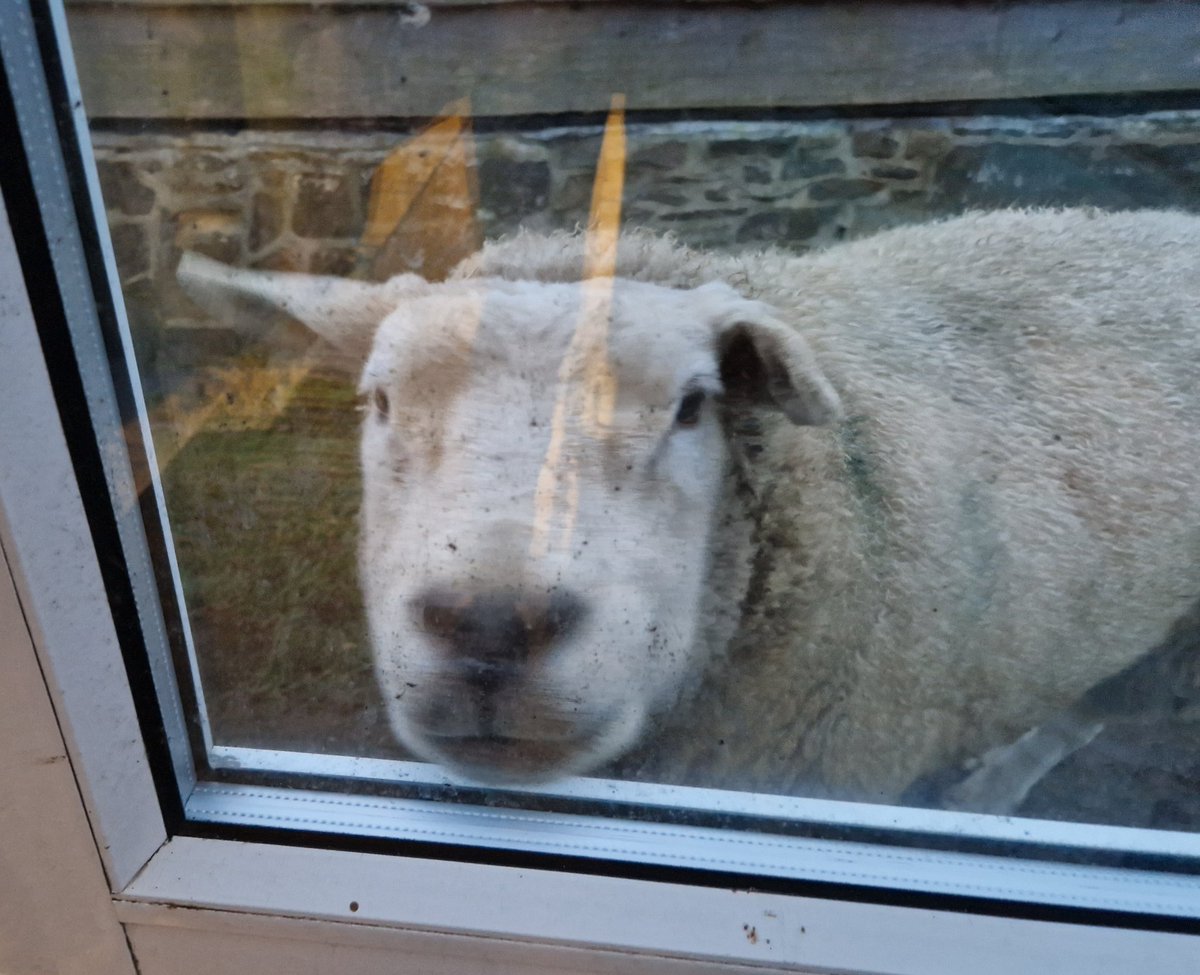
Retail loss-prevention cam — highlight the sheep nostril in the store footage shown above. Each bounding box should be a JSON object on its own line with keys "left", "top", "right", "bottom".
{"left": 420, "top": 590, "right": 470, "bottom": 641}
{"left": 520, "top": 591, "right": 586, "bottom": 654}
{"left": 415, "top": 588, "right": 587, "bottom": 664}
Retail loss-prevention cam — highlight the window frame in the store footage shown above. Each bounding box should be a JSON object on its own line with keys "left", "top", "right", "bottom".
{"left": 4, "top": 1, "right": 1200, "bottom": 971}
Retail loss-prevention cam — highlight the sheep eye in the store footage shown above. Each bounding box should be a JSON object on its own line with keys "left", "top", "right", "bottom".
{"left": 372, "top": 388, "right": 390, "bottom": 419}
{"left": 675, "top": 390, "right": 705, "bottom": 427}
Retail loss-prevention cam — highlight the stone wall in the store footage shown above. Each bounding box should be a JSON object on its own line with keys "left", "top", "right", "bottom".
{"left": 93, "top": 110, "right": 1200, "bottom": 398}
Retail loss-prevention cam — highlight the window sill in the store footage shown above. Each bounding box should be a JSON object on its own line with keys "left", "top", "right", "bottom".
{"left": 112, "top": 834, "right": 1200, "bottom": 975}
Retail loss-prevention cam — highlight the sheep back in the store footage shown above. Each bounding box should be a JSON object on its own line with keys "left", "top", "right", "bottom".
{"left": 460, "top": 209, "right": 1200, "bottom": 800}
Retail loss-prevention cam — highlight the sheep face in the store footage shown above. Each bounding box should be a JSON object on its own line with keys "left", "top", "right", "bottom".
{"left": 360, "top": 278, "right": 754, "bottom": 783}
{"left": 175, "top": 254, "right": 840, "bottom": 784}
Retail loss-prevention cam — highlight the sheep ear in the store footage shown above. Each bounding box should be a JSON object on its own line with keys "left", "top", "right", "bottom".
{"left": 177, "top": 253, "right": 423, "bottom": 360}
{"left": 705, "top": 288, "right": 843, "bottom": 426}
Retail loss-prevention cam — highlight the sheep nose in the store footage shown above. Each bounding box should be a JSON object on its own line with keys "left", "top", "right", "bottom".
{"left": 417, "top": 588, "right": 587, "bottom": 668}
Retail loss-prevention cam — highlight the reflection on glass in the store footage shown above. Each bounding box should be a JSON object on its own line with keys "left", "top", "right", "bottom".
{"left": 67, "top": 2, "right": 1200, "bottom": 834}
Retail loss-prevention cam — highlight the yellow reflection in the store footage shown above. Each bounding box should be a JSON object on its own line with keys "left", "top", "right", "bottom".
{"left": 140, "top": 101, "right": 481, "bottom": 498}
{"left": 363, "top": 101, "right": 471, "bottom": 247}
{"left": 360, "top": 98, "right": 481, "bottom": 281}
{"left": 532, "top": 95, "right": 626, "bottom": 557}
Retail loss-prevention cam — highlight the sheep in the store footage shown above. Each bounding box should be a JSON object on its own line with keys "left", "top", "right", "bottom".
{"left": 178, "top": 208, "right": 1200, "bottom": 807}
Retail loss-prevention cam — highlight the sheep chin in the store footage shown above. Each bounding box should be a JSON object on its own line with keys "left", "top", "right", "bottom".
{"left": 421, "top": 735, "right": 600, "bottom": 786}
{"left": 407, "top": 705, "right": 648, "bottom": 787}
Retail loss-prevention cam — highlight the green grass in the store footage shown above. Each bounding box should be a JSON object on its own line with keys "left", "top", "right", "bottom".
{"left": 161, "top": 374, "right": 407, "bottom": 758}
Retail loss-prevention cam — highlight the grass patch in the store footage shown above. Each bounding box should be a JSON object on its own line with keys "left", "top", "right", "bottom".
{"left": 160, "top": 371, "right": 406, "bottom": 757}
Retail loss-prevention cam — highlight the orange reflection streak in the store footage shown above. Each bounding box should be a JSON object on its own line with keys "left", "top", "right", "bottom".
{"left": 360, "top": 98, "right": 481, "bottom": 282}
{"left": 135, "top": 101, "right": 480, "bottom": 497}
{"left": 531, "top": 95, "right": 626, "bottom": 558}
{"left": 362, "top": 112, "right": 469, "bottom": 250}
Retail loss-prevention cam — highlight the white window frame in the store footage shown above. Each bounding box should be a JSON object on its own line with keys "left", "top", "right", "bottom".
{"left": 4, "top": 2, "right": 1200, "bottom": 972}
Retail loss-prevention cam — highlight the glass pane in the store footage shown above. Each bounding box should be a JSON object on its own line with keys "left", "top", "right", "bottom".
{"left": 59, "top": 0, "right": 1200, "bottom": 849}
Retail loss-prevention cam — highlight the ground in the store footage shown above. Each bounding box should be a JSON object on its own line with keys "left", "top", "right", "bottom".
{"left": 163, "top": 372, "right": 405, "bottom": 760}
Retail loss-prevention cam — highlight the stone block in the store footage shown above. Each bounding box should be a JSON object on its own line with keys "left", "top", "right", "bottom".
{"left": 485, "top": 136, "right": 549, "bottom": 164}
{"left": 735, "top": 207, "right": 835, "bottom": 245}
{"left": 108, "top": 222, "right": 151, "bottom": 282}
{"left": 844, "top": 195, "right": 942, "bottom": 238}
{"left": 160, "top": 153, "right": 246, "bottom": 200}
{"left": 708, "top": 137, "right": 792, "bottom": 159}
{"left": 555, "top": 172, "right": 599, "bottom": 212}
{"left": 542, "top": 132, "right": 604, "bottom": 170}
{"left": 869, "top": 165, "right": 921, "bottom": 181}
{"left": 851, "top": 131, "right": 899, "bottom": 159}
{"left": 634, "top": 188, "right": 691, "bottom": 207}
{"left": 310, "top": 246, "right": 360, "bottom": 278}
{"left": 294, "top": 172, "right": 361, "bottom": 238}
{"left": 478, "top": 158, "right": 551, "bottom": 219}
{"left": 743, "top": 164, "right": 772, "bottom": 185}
{"left": 903, "top": 130, "right": 953, "bottom": 163}
{"left": 622, "top": 206, "right": 659, "bottom": 225}
{"left": 249, "top": 186, "right": 290, "bottom": 253}
{"left": 627, "top": 141, "right": 689, "bottom": 170}
{"left": 173, "top": 209, "right": 244, "bottom": 265}
{"left": 659, "top": 207, "right": 749, "bottom": 224}
{"left": 252, "top": 247, "right": 309, "bottom": 273}
{"left": 97, "top": 160, "right": 157, "bottom": 217}
{"left": 808, "top": 178, "right": 885, "bottom": 202}
{"left": 949, "top": 122, "right": 1037, "bottom": 139}
{"left": 781, "top": 155, "right": 845, "bottom": 181}
{"left": 247, "top": 168, "right": 296, "bottom": 250}
{"left": 369, "top": 213, "right": 482, "bottom": 282}
{"left": 789, "top": 133, "right": 842, "bottom": 152}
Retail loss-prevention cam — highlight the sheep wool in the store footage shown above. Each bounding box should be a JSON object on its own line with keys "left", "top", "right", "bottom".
{"left": 458, "top": 209, "right": 1200, "bottom": 801}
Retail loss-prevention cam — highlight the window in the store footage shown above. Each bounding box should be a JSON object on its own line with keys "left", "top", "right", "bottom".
{"left": 3, "top": 1, "right": 1200, "bottom": 971}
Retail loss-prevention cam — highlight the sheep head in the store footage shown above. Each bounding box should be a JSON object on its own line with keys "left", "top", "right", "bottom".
{"left": 178, "top": 253, "right": 841, "bottom": 784}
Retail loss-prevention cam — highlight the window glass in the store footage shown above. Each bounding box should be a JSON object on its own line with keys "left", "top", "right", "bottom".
{"left": 56, "top": 0, "right": 1200, "bottom": 862}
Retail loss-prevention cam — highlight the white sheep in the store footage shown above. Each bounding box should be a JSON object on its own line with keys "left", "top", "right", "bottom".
{"left": 178, "top": 208, "right": 1200, "bottom": 807}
